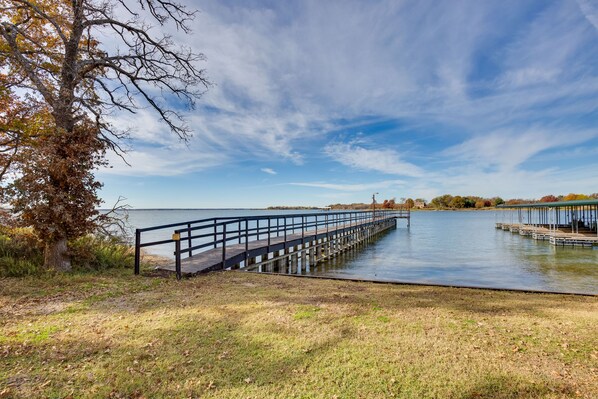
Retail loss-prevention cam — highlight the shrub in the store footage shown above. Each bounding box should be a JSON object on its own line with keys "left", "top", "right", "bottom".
{"left": 69, "top": 235, "right": 134, "bottom": 271}
{"left": 0, "top": 227, "right": 44, "bottom": 277}
{"left": 0, "top": 256, "right": 42, "bottom": 277}
{"left": 0, "top": 226, "right": 134, "bottom": 276}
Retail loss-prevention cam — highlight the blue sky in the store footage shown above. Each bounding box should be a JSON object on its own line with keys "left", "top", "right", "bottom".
{"left": 98, "top": 0, "right": 598, "bottom": 208}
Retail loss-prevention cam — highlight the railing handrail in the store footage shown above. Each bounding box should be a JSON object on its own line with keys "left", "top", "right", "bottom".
{"left": 137, "top": 209, "right": 410, "bottom": 233}
{"left": 136, "top": 215, "right": 241, "bottom": 233}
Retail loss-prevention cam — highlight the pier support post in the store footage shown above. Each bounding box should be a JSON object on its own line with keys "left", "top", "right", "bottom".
{"left": 273, "top": 250, "right": 283, "bottom": 273}
{"left": 263, "top": 253, "right": 272, "bottom": 273}
{"left": 246, "top": 257, "right": 256, "bottom": 270}
{"left": 301, "top": 246, "right": 307, "bottom": 272}
{"left": 291, "top": 253, "right": 298, "bottom": 274}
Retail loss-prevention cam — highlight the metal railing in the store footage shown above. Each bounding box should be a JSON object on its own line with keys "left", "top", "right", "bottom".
{"left": 134, "top": 209, "right": 410, "bottom": 276}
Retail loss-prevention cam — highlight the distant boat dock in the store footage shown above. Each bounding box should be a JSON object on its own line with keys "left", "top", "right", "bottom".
{"left": 496, "top": 199, "right": 598, "bottom": 247}
{"left": 134, "top": 210, "right": 410, "bottom": 279}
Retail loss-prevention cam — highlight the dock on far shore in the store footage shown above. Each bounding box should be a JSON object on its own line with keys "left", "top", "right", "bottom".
{"left": 496, "top": 199, "right": 598, "bottom": 247}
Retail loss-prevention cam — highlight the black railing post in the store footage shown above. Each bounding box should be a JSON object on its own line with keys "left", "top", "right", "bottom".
{"left": 174, "top": 231, "right": 181, "bottom": 280}
{"left": 134, "top": 229, "right": 141, "bottom": 275}
{"left": 213, "top": 219, "right": 217, "bottom": 248}
{"left": 245, "top": 218, "right": 249, "bottom": 266}
{"left": 222, "top": 222, "right": 227, "bottom": 268}
{"left": 302, "top": 215, "right": 305, "bottom": 244}
{"left": 238, "top": 220, "right": 242, "bottom": 244}
{"left": 267, "top": 217, "right": 271, "bottom": 249}
{"left": 187, "top": 223, "right": 192, "bottom": 257}
{"left": 284, "top": 217, "right": 287, "bottom": 249}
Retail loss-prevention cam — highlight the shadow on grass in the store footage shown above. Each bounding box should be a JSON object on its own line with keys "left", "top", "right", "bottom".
{"left": 2, "top": 304, "right": 359, "bottom": 397}
{"left": 215, "top": 272, "right": 595, "bottom": 319}
{"left": 457, "top": 374, "right": 571, "bottom": 399}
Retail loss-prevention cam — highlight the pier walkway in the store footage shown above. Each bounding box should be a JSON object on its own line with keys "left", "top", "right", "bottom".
{"left": 134, "top": 210, "right": 410, "bottom": 279}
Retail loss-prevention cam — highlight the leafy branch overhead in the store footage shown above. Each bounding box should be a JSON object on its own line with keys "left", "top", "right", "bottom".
{"left": 1, "top": 0, "right": 210, "bottom": 145}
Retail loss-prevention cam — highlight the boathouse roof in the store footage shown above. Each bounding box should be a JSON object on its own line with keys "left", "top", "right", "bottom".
{"left": 498, "top": 199, "right": 598, "bottom": 208}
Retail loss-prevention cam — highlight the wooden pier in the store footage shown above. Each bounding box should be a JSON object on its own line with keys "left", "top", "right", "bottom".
{"left": 496, "top": 199, "right": 598, "bottom": 248}
{"left": 135, "top": 210, "right": 410, "bottom": 279}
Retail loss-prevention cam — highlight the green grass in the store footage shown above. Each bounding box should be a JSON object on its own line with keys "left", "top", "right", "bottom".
{"left": 293, "top": 305, "right": 321, "bottom": 320}
{"left": 0, "top": 270, "right": 596, "bottom": 398}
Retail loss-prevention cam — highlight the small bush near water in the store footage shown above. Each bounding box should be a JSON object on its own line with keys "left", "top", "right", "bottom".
{"left": 0, "top": 227, "right": 134, "bottom": 277}
{"left": 69, "top": 235, "right": 134, "bottom": 271}
{"left": 0, "top": 227, "right": 44, "bottom": 277}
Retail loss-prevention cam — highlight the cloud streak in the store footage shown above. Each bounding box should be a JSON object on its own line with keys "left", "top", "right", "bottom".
{"left": 324, "top": 141, "right": 423, "bottom": 177}
{"left": 261, "top": 167, "right": 277, "bottom": 175}
{"left": 290, "top": 180, "right": 405, "bottom": 192}
{"left": 444, "top": 128, "right": 598, "bottom": 171}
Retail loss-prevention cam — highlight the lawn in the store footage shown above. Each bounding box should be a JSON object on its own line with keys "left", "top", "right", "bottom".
{"left": 0, "top": 270, "right": 596, "bottom": 398}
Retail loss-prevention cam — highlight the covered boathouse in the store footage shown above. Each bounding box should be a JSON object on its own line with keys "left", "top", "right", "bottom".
{"left": 496, "top": 199, "right": 598, "bottom": 247}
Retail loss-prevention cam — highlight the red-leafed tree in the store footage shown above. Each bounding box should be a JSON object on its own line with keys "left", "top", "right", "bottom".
{"left": 382, "top": 198, "right": 396, "bottom": 209}
{"left": 539, "top": 195, "right": 558, "bottom": 203}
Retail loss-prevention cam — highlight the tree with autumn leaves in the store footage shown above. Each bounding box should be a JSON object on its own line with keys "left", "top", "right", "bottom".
{"left": 0, "top": 0, "right": 209, "bottom": 271}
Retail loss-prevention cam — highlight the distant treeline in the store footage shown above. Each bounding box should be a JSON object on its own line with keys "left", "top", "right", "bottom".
{"left": 328, "top": 198, "right": 426, "bottom": 210}
{"left": 327, "top": 193, "right": 598, "bottom": 211}
{"left": 429, "top": 192, "right": 598, "bottom": 209}
{"left": 266, "top": 206, "right": 323, "bottom": 210}
{"left": 328, "top": 203, "right": 371, "bottom": 210}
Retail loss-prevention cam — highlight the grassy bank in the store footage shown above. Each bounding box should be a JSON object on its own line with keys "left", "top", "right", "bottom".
{"left": 1, "top": 270, "right": 596, "bottom": 398}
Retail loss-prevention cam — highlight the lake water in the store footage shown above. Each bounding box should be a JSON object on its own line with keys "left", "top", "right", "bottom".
{"left": 126, "top": 209, "right": 598, "bottom": 295}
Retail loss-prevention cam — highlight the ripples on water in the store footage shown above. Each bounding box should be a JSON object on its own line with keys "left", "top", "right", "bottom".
{"left": 127, "top": 209, "right": 598, "bottom": 294}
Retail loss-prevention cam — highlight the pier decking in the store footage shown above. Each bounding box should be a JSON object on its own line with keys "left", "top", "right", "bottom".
{"left": 496, "top": 199, "right": 598, "bottom": 248}
{"left": 135, "top": 210, "right": 409, "bottom": 279}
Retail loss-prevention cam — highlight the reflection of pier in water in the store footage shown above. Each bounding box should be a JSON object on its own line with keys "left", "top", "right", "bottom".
{"left": 496, "top": 199, "right": 598, "bottom": 247}
{"left": 134, "top": 210, "right": 410, "bottom": 279}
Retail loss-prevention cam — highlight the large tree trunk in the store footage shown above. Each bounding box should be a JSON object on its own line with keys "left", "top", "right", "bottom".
{"left": 44, "top": 238, "right": 71, "bottom": 271}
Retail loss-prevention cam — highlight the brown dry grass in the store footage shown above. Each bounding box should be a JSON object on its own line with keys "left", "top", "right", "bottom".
{"left": 0, "top": 270, "right": 596, "bottom": 398}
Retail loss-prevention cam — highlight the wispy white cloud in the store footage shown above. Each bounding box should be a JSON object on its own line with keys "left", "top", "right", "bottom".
{"left": 102, "top": 147, "right": 227, "bottom": 176}
{"left": 444, "top": 128, "right": 598, "bottom": 171}
{"left": 499, "top": 68, "right": 560, "bottom": 88}
{"left": 577, "top": 0, "right": 598, "bottom": 31}
{"left": 261, "top": 167, "right": 277, "bottom": 175}
{"left": 324, "top": 141, "right": 423, "bottom": 177}
{"left": 289, "top": 180, "right": 405, "bottom": 192}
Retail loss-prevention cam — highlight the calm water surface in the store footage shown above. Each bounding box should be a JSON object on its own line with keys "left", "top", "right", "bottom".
{"left": 127, "top": 209, "right": 598, "bottom": 294}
